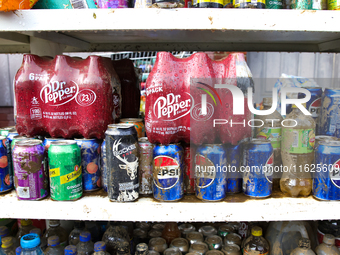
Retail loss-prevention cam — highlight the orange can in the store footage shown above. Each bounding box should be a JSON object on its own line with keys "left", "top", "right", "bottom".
{"left": 120, "top": 118, "right": 145, "bottom": 138}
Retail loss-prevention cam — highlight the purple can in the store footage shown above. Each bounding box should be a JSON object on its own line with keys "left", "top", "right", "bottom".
{"left": 97, "top": 0, "right": 128, "bottom": 8}
{"left": 13, "top": 140, "right": 48, "bottom": 200}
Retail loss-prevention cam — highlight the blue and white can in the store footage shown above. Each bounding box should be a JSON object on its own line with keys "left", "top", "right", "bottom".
{"left": 320, "top": 89, "right": 340, "bottom": 137}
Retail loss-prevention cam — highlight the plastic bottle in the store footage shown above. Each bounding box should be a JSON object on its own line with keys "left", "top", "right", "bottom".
{"left": 162, "top": 223, "right": 181, "bottom": 245}
{"left": 243, "top": 226, "right": 269, "bottom": 255}
{"left": 0, "top": 226, "right": 18, "bottom": 249}
{"left": 93, "top": 242, "right": 109, "bottom": 255}
{"left": 116, "top": 241, "right": 130, "bottom": 255}
{"left": 290, "top": 238, "right": 316, "bottom": 255}
{"left": 315, "top": 234, "right": 340, "bottom": 255}
{"left": 2, "top": 237, "right": 16, "bottom": 255}
{"left": 16, "top": 220, "right": 35, "bottom": 240}
{"left": 280, "top": 103, "right": 315, "bottom": 197}
{"left": 77, "top": 232, "right": 94, "bottom": 255}
{"left": 102, "top": 224, "right": 130, "bottom": 255}
{"left": 15, "top": 247, "right": 21, "bottom": 255}
{"left": 45, "top": 236, "right": 64, "bottom": 255}
{"left": 44, "top": 220, "right": 69, "bottom": 247}
{"left": 30, "top": 229, "right": 47, "bottom": 251}
{"left": 69, "top": 221, "right": 86, "bottom": 246}
{"left": 135, "top": 243, "right": 148, "bottom": 255}
{"left": 64, "top": 245, "right": 77, "bottom": 255}
{"left": 20, "top": 233, "right": 44, "bottom": 255}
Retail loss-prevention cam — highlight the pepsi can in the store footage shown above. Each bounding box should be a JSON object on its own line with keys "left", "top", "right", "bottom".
{"left": 101, "top": 140, "right": 108, "bottom": 192}
{"left": 225, "top": 143, "right": 243, "bottom": 193}
{"left": 242, "top": 140, "right": 273, "bottom": 198}
{"left": 75, "top": 138, "right": 101, "bottom": 192}
{"left": 195, "top": 144, "right": 227, "bottom": 201}
{"left": 153, "top": 144, "right": 183, "bottom": 201}
{"left": 299, "top": 87, "right": 322, "bottom": 134}
{"left": 313, "top": 140, "right": 340, "bottom": 200}
{"left": 320, "top": 89, "right": 340, "bottom": 137}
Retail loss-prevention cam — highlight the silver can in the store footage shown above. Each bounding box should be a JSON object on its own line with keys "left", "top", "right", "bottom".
{"left": 149, "top": 251, "right": 160, "bottom": 255}
{"left": 221, "top": 244, "right": 241, "bottom": 255}
{"left": 148, "top": 229, "right": 162, "bottom": 239}
{"left": 170, "top": 238, "right": 189, "bottom": 254}
{"left": 188, "top": 242, "right": 208, "bottom": 255}
{"left": 152, "top": 223, "right": 165, "bottom": 231}
{"left": 206, "top": 251, "right": 224, "bottom": 255}
{"left": 185, "top": 231, "right": 204, "bottom": 244}
{"left": 227, "top": 223, "right": 241, "bottom": 233}
{"left": 138, "top": 137, "right": 153, "bottom": 195}
{"left": 149, "top": 237, "right": 168, "bottom": 253}
{"left": 224, "top": 233, "right": 242, "bottom": 247}
{"left": 205, "top": 235, "right": 223, "bottom": 250}
{"left": 136, "top": 222, "right": 152, "bottom": 231}
{"left": 179, "top": 223, "right": 196, "bottom": 237}
{"left": 218, "top": 224, "right": 235, "bottom": 237}
{"left": 198, "top": 226, "right": 217, "bottom": 238}
{"left": 164, "top": 247, "right": 182, "bottom": 255}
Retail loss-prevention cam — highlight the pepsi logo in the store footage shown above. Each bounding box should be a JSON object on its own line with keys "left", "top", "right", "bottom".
{"left": 309, "top": 98, "right": 321, "bottom": 118}
{"left": 330, "top": 159, "right": 340, "bottom": 189}
{"left": 154, "top": 156, "right": 180, "bottom": 190}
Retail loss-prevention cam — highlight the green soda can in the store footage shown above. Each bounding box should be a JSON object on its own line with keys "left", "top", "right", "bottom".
{"left": 48, "top": 140, "right": 82, "bottom": 201}
{"left": 290, "top": 0, "right": 312, "bottom": 9}
{"left": 0, "top": 127, "right": 15, "bottom": 137}
{"left": 11, "top": 136, "right": 36, "bottom": 151}
{"left": 266, "top": 0, "right": 283, "bottom": 8}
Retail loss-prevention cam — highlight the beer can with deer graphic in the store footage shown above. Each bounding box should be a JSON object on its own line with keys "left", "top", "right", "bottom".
{"left": 105, "top": 123, "right": 139, "bottom": 202}
{"left": 75, "top": 138, "right": 101, "bottom": 192}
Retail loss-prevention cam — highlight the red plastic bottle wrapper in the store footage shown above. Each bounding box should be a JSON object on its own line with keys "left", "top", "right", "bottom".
{"left": 15, "top": 54, "right": 121, "bottom": 139}
{"left": 145, "top": 52, "right": 253, "bottom": 145}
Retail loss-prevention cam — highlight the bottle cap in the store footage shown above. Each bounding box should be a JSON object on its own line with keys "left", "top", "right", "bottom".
{"left": 0, "top": 226, "right": 9, "bottom": 237}
{"left": 298, "top": 238, "right": 311, "bottom": 249}
{"left": 94, "top": 241, "right": 106, "bottom": 252}
{"left": 15, "top": 246, "right": 22, "bottom": 255}
{"left": 49, "top": 220, "right": 60, "bottom": 227}
{"left": 20, "top": 233, "right": 40, "bottom": 249}
{"left": 21, "top": 219, "right": 33, "bottom": 227}
{"left": 251, "top": 226, "right": 262, "bottom": 237}
{"left": 79, "top": 231, "right": 91, "bottom": 242}
{"left": 292, "top": 103, "right": 307, "bottom": 109}
{"left": 48, "top": 236, "right": 60, "bottom": 247}
{"left": 323, "top": 234, "right": 335, "bottom": 245}
{"left": 263, "top": 97, "right": 273, "bottom": 107}
{"left": 64, "top": 245, "right": 77, "bottom": 255}
{"left": 2, "top": 237, "right": 13, "bottom": 248}
{"left": 30, "top": 228, "right": 42, "bottom": 237}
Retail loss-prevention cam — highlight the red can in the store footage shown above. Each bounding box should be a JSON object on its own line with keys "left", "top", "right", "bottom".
{"left": 183, "top": 144, "right": 195, "bottom": 194}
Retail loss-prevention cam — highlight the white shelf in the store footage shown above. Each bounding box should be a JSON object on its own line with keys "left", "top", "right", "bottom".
{"left": 0, "top": 9, "right": 340, "bottom": 53}
{"left": 0, "top": 190, "right": 337, "bottom": 222}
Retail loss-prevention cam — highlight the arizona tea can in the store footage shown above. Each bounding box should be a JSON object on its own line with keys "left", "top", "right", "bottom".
{"left": 97, "top": 0, "right": 128, "bottom": 8}
{"left": 101, "top": 140, "right": 108, "bottom": 192}
{"left": 48, "top": 140, "right": 82, "bottom": 201}
{"left": 120, "top": 118, "right": 145, "bottom": 139}
{"left": 105, "top": 124, "right": 139, "bottom": 202}
{"left": 75, "top": 138, "right": 101, "bottom": 192}
{"left": 12, "top": 140, "right": 48, "bottom": 200}
{"left": 138, "top": 137, "right": 153, "bottom": 195}
{"left": 153, "top": 144, "right": 184, "bottom": 202}
{"left": 0, "top": 136, "right": 12, "bottom": 193}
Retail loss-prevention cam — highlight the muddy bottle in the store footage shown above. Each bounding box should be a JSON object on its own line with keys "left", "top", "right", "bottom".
{"left": 315, "top": 234, "right": 340, "bottom": 255}
{"left": 0, "top": 227, "right": 19, "bottom": 250}
{"left": 69, "top": 221, "right": 86, "bottom": 246}
{"left": 243, "top": 227, "right": 269, "bottom": 255}
{"left": 102, "top": 224, "right": 130, "bottom": 255}
{"left": 280, "top": 103, "right": 315, "bottom": 197}
{"left": 45, "top": 236, "right": 64, "bottom": 255}
{"left": 64, "top": 245, "right": 77, "bottom": 255}
{"left": 290, "top": 238, "right": 315, "bottom": 255}
{"left": 77, "top": 232, "right": 94, "bottom": 255}
{"left": 162, "top": 223, "right": 181, "bottom": 246}
{"left": 116, "top": 241, "right": 130, "bottom": 255}
{"left": 44, "top": 220, "right": 69, "bottom": 247}
{"left": 2, "top": 237, "right": 16, "bottom": 255}
{"left": 30, "top": 229, "right": 47, "bottom": 251}
{"left": 16, "top": 220, "right": 35, "bottom": 240}
{"left": 20, "top": 234, "right": 44, "bottom": 255}
{"left": 94, "top": 242, "right": 110, "bottom": 255}
{"left": 135, "top": 243, "right": 148, "bottom": 255}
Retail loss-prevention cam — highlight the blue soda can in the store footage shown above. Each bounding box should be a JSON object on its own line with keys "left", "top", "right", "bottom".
{"left": 299, "top": 87, "right": 322, "bottom": 135}
{"left": 75, "top": 138, "right": 101, "bottom": 192}
{"left": 313, "top": 140, "right": 340, "bottom": 200}
{"left": 101, "top": 140, "right": 108, "bottom": 192}
{"left": 225, "top": 143, "right": 243, "bottom": 194}
{"left": 242, "top": 140, "right": 273, "bottom": 198}
{"left": 6, "top": 130, "right": 18, "bottom": 184}
{"left": 320, "top": 89, "right": 340, "bottom": 137}
{"left": 0, "top": 136, "right": 12, "bottom": 193}
{"left": 153, "top": 144, "right": 184, "bottom": 201}
{"left": 195, "top": 144, "right": 227, "bottom": 201}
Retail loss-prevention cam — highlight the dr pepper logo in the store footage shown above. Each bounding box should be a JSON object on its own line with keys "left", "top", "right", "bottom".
{"left": 40, "top": 80, "right": 79, "bottom": 106}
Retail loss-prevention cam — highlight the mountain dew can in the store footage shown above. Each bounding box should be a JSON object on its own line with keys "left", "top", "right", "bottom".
{"left": 48, "top": 140, "right": 82, "bottom": 201}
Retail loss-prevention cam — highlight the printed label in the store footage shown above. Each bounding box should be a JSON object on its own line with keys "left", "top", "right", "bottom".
{"left": 30, "top": 107, "right": 42, "bottom": 120}
{"left": 197, "top": 0, "right": 224, "bottom": 4}
{"left": 309, "top": 98, "right": 321, "bottom": 118}
{"left": 195, "top": 154, "right": 216, "bottom": 188}
{"left": 75, "top": 89, "right": 97, "bottom": 106}
{"left": 282, "top": 128, "right": 315, "bottom": 154}
{"left": 49, "top": 168, "right": 60, "bottom": 178}
{"left": 154, "top": 156, "right": 181, "bottom": 190}
{"left": 70, "top": 0, "right": 89, "bottom": 8}
{"left": 191, "top": 103, "right": 214, "bottom": 122}
{"left": 17, "top": 187, "right": 30, "bottom": 198}
{"left": 60, "top": 166, "right": 82, "bottom": 185}
{"left": 40, "top": 80, "right": 79, "bottom": 106}
{"left": 256, "top": 127, "right": 281, "bottom": 149}
{"left": 330, "top": 159, "right": 340, "bottom": 188}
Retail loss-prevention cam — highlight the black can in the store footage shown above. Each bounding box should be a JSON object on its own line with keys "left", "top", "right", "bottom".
{"left": 105, "top": 124, "right": 139, "bottom": 202}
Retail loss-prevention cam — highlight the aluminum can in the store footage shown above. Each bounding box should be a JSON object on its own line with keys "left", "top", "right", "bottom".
{"left": 149, "top": 229, "right": 162, "bottom": 239}
{"left": 75, "top": 138, "right": 101, "bottom": 192}
{"left": 42, "top": 138, "right": 65, "bottom": 177}
{"left": 199, "top": 226, "right": 217, "bottom": 238}
{"left": 0, "top": 136, "right": 12, "bottom": 193}
{"left": 133, "top": 228, "right": 148, "bottom": 245}
{"left": 149, "top": 251, "right": 160, "bottom": 255}
{"left": 221, "top": 244, "right": 241, "bottom": 255}
{"left": 224, "top": 233, "right": 242, "bottom": 246}
{"left": 101, "top": 140, "right": 108, "bottom": 192}
{"left": 185, "top": 231, "right": 204, "bottom": 244}
{"left": 195, "top": 144, "right": 227, "bottom": 201}
{"left": 233, "top": 0, "right": 265, "bottom": 8}
{"left": 152, "top": 223, "right": 166, "bottom": 231}
{"left": 313, "top": 140, "right": 340, "bottom": 200}
{"left": 205, "top": 235, "right": 223, "bottom": 250}
{"left": 218, "top": 224, "right": 234, "bottom": 238}
{"left": 183, "top": 144, "right": 195, "bottom": 195}
{"left": 48, "top": 140, "right": 82, "bottom": 201}
{"left": 12, "top": 140, "right": 48, "bottom": 200}
{"left": 299, "top": 87, "right": 322, "bottom": 134}
{"left": 149, "top": 237, "right": 168, "bottom": 253}
{"left": 290, "top": 0, "right": 312, "bottom": 9}
{"left": 105, "top": 124, "right": 139, "bottom": 202}
{"left": 136, "top": 222, "right": 151, "bottom": 231}
{"left": 170, "top": 238, "right": 189, "bottom": 254}
{"left": 224, "top": 143, "right": 243, "bottom": 194}
{"left": 228, "top": 222, "right": 241, "bottom": 233}
{"left": 265, "top": 0, "right": 283, "bottom": 8}
{"left": 0, "top": 127, "right": 15, "bottom": 137}
{"left": 315, "top": 136, "right": 338, "bottom": 149}
{"left": 6, "top": 130, "right": 18, "bottom": 183}
{"left": 153, "top": 144, "right": 184, "bottom": 202}
{"left": 328, "top": 0, "right": 340, "bottom": 9}
{"left": 120, "top": 118, "right": 145, "bottom": 138}
{"left": 138, "top": 137, "right": 153, "bottom": 195}
{"left": 320, "top": 89, "right": 340, "bottom": 138}
{"left": 164, "top": 248, "right": 182, "bottom": 255}
{"left": 134, "top": 0, "right": 153, "bottom": 7}
{"left": 242, "top": 140, "right": 273, "bottom": 198}
{"left": 11, "top": 136, "right": 35, "bottom": 151}
{"left": 188, "top": 242, "right": 208, "bottom": 255}
{"left": 179, "top": 223, "right": 196, "bottom": 238}
{"left": 206, "top": 251, "right": 224, "bottom": 255}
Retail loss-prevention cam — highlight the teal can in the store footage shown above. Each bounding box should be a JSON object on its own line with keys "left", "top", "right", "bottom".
{"left": 290, "top": 0, "right": 312, "bottom": 9}
{"left": 33, "top": 0, "right": 97, "bottom": 9}
{"left": 266, "top": 0, "right": 283, "bottom": 8}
